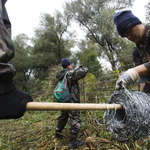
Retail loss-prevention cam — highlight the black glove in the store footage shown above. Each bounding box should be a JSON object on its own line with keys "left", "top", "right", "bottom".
{"left": 0, "top": 89, "right": 33, "bottom": 119}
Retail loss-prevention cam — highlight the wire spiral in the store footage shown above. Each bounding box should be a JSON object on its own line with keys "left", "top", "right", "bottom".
{"left": 106, "top": 89, "right": 150, "bottom": 142}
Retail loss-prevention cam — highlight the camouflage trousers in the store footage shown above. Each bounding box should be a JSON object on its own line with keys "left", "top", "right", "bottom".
{"left": 55, "top": 110, "right": 81, "bottom": 141}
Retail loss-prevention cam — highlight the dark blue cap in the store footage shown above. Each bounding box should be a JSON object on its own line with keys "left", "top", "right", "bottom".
{"left": 61, "top": 58, "right": 71, "bottom": 68}
{"left": 114, "top": 10, "right": 142, "bottom": 37}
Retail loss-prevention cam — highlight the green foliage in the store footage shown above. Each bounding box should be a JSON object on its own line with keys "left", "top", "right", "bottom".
{"left": 30, "top": 65, "right": 62, "bottom": 102}
{"left": 117, "top": 39, "right": 135, "bottom": 71}
{"left": 64, "top": 0, "right": 135, "bottom": 70}
{"left": 4, "top": 1, "right": 147, "bottom": 149}
{"left": 10, "top": 34, "right": 34, "bottom": 91}
{"left": 31, "top": 11, "right": 75, "bottom": 79}
{"left": 81, "top": 73, "right": 97, "bottom": 103}
{"left": 0, "top": 64, "right": 148, "bottom": 149}
{"left": 145, "top": 1, "right": 150, "bottom": 23}
{"left": 76, "top": 40, "right": 103, "bottom": 78}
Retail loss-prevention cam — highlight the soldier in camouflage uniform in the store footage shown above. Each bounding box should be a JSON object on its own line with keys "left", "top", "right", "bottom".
{"left": 0, "top": 0, "right": 33, "bottom": 119}
{"left": 113, "top": 10, "right": 150, "bottom": 93}
{"left": 55, "top": 58, "right": 88, "bottom": 149}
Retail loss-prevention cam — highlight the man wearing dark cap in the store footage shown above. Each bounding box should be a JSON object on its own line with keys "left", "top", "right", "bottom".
{"left": 54, "top": 58, "right": 88, "bottom": 149}
{"left": 114, "top": 10, "right": 150, "bottom": 93}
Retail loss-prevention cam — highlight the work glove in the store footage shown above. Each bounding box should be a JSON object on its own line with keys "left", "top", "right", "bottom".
{"left": 0, "top": 89, "right": 33, "bottom": 119}
{"left": 76, "top": 65, "right": 83, "bottom": 70}
{"left": 115, "top": 69, "right": 139, "bottom": 90}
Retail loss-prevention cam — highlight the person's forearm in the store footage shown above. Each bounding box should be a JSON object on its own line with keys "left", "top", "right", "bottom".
{"left": 133, "top": 65, "right": 149, "bottom": 76}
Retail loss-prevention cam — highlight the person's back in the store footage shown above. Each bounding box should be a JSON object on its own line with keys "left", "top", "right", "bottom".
{"left": 55, "top": 58, "right": 88, "bottom": 149}
{"left": 56, "top": 66, "right": 88, "bottom": 102}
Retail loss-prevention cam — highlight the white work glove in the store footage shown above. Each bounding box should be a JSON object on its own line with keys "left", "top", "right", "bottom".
{"left": 115, "top": 69, "right": 139, "bottom": 90}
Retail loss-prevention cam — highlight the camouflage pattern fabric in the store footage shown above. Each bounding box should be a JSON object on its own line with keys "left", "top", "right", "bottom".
{"left": 0, "top": 0, "right": 33, "bottom": 120}
{"left": 56, "top": 110, "right": 81, "bottom": 141}
{"left": 56, "top": 67, "right": 88, "bottom": 102}
{"left": 55, "top": 66, "right": 88, "bottom": 140}
{"left": 0, "top": 0, "right": 16, "bottom": 95}
{"left": 132, "top": 24, "right": 150, "bottom": 93}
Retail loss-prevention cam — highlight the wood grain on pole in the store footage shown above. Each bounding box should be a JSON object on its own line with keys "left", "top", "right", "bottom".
{"left": 26, "top": 102, "right": 123, "bottom": 111}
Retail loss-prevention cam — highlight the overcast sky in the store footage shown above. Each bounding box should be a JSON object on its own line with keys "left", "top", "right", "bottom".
{"left": 5, "top": 0, "right": 149, "bottom": 39}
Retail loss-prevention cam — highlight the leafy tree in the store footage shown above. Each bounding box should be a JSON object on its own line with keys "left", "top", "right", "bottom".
{"left": 116, "top": 39, "right": 135, "bottom": 71}
{"left": 10, "top": 34, "right": 33, "bottom": 91}
{"left": 145, "top": 1, "right": 150, "bottom": 22}
{"left": 32, "top": 11, "right": 76, "bottom": 78}
{"left": 82, "top": 73, "right": 97, "bottom": 103}
{"left": 76, "top": 39, "right": 103, "bottom": 78}
{"left": 64, "top": 0, "right": 135, "bottom": 70}
{"left": 31, "top": 65, "right": 62, "bottom": 102}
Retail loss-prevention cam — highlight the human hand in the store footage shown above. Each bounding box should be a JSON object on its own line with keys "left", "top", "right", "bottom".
{"left": 115, "top": 69, "right": 139, "bottom": 90}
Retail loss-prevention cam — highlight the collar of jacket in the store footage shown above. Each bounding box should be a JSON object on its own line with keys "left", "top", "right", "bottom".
{"left": 57, "top": 68, "right": 70, "bottom": 80}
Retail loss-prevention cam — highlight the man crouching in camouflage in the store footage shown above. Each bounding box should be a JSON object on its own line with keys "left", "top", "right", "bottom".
{"left": 0, "top": 0, "right": 33, "bottom": 119}
{"left": 54, "top": 58, "right": 88, "bottom": 149}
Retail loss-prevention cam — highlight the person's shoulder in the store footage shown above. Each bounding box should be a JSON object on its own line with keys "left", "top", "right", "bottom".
{"left": 56, "top": 69, "right": 67, "bottom": 80}
{"left": 67, "top": 69, "right": 74, "bottom": 75}
{"left": 145, "top": 24, "right": 150, "bottom": 29}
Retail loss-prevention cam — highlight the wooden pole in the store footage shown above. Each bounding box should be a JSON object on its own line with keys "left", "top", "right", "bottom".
{"left": 26, "top": 102, "right": 123, "bottom": 111}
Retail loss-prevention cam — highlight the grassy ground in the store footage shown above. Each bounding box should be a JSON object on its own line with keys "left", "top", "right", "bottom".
{"left": 0, "top": 110, "right": 150, "bottom": 150}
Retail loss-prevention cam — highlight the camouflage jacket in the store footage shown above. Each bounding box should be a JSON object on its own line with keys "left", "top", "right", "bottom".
{"left": 56, "top": 66, "right": 88, "bottom": 103}
{"left": 132, "top": 24, "right": 150, "bottom": 93}
{"left": 0, "top": 0, "right": 16, "bottom": 95}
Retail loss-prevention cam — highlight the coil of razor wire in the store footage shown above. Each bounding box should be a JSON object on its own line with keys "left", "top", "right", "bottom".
{"left": 105, "top": 88, "right": 150, "bottom": 142}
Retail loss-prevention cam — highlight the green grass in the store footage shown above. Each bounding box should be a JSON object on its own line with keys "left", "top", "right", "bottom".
{"left": 0, "top": 109, "right": 150, "bottom": 150}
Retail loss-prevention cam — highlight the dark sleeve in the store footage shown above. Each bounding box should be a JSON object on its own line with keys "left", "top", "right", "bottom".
{"left": 0, "top": 0, "right": 16, "bottom": 95}
{"left": 0, "top": 0, "right": 15, "bottom": 63}
{"left": 72, "top": 67, "right": 88, "bottom": 83}
{"left": 67, "top": 67, "right": 88, "bottom": 89}
{"left": 132, "top": 46, "right": 143, "bottom": 67}
{"left": 132, "top": 46, "right": 150, "bottom": 72}
{"left": 143, "top": 62, "right": 150, "bottom": 72}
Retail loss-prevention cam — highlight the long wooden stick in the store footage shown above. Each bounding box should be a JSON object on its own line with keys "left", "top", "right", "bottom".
{"left": 26, "top": 102, "right": 123, "bottom": 111}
